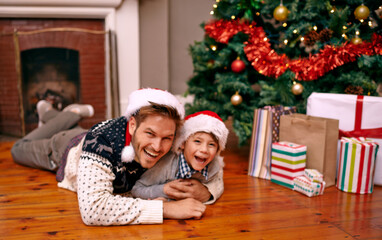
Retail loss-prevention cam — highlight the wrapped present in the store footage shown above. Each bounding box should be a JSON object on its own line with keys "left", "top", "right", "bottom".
{"left": 294, "top": 175, "right": 326, "bottom": 197}
{"left": 248, "top": 106, "right": 296, "bottom": 180}
{"left": 304, "top": 169, "right": 323, "bottom": 183}
{"left": 271, "top": 141, "right": 306, "bottom": 189}
{"left": 307, "top": 92, "right": 382, "bottom": 185}
{"left": 337, "top": 137, "right": 379, "bottom": 194}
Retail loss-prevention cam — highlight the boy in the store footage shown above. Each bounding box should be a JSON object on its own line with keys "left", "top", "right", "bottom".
{"left": 131, "top": 110, "right": 229, "bottom": 204}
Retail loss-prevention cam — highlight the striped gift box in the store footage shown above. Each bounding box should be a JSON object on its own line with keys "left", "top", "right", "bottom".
{"left": 293, "top": 175, "right": 326, "bottom": 197}
{"left": 271, "top": 141, "right": 307, "bottom": 189}
{"left": 337, "top": 137, "right": 379, "bottom": 194}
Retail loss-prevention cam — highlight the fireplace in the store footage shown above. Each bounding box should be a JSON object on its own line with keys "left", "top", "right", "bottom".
{"left": 0, "top": 18, "right": 109, "bottom": 136}
{"left": 21, "top": 47, "right": 80, "bottom": 124}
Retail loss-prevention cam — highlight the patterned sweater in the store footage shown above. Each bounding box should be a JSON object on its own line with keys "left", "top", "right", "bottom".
{"left": 59, "top": 116, "right": 163, "bottom": 225}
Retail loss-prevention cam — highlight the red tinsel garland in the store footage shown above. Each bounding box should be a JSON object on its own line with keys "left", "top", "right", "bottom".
{"left": 205, "top": 19, "right": 382, "bottom": 81}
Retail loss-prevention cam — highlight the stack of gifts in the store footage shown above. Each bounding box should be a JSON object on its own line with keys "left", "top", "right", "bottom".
{"left": 248, "top": 106, "right": 296, "bottom": 180}
{"left": 270, "top": 141, "right": 306, "bottom": 189}
{"left": 293, "top": 169, "right": 326, "bottom": 197}
{"left": 307, "top": 92, "right": 382, "bottom": 186}
{"left": 337, "top": 137, "right": 379, "bottom": 194}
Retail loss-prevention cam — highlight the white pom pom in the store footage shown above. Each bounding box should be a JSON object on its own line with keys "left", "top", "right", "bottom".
{"left": 121, "top": 145, "right": 135, "bottom": 163}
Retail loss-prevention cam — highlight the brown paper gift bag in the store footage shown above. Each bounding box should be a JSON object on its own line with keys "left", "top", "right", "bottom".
{"left": 279, "top": 113, "right": 339, "bottom": 186}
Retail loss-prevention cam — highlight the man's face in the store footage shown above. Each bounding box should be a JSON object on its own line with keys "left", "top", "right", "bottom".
{"left": 129, "top": 114, "right": 176, "bottom": 168}
{"left": 181, "top": 132, "right": 218, "bottom": 171}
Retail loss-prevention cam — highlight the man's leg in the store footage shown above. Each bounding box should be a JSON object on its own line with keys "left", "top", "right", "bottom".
{"left": 11, "top": 128, "right": 86, "bottom": 171}
{"left": 11, "top": 111, "right": 84, "bottom": 171}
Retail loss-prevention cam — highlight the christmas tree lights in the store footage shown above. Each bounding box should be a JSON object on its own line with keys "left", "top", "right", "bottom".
{"left": 186, "top": 0, "right": 382, "bottom": 145}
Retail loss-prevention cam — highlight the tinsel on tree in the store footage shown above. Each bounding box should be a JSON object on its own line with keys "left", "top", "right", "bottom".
{"left": 185, "top": 0, "right": 382, "bottom": 145}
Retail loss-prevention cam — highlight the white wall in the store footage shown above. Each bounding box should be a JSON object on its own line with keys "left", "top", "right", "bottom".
{"left": 139, "top": 0, "right": 214, "bottom": 95}
{"left": 116, "top": 0, "right": 140, "bottom": 116}
{"left": 139, "top": 0, "right": 170, "bottom": 91}
{"left": 169, "top": 0, "right": 214, "bottom": 94}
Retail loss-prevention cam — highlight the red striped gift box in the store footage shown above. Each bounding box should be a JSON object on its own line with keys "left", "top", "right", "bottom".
{"left": 271, "top": 141, "right": 307, "bottom": 189}
{"left": 337, "top": 137, "right": 379, "bottom": 194}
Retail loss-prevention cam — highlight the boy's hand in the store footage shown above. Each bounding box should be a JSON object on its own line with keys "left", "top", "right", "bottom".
{"left": 164, "top": 179, "right": 212, "bottom": 202}
{"left": 163, "top": 198, "right": 206, "bottom": 219}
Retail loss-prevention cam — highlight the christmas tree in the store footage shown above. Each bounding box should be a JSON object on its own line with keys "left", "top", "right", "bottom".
{"left": 186, "top": 0, "right": 382, "bottom": 146}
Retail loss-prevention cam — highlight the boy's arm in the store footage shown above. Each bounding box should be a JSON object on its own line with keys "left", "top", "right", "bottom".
{"left": 202, "top": 168, "right": 224, "bottom": 204}
{"left": 164, "top": 157, "right": 224, "bottom": 204}
{"left": 170, "top": 168, "right": 224, "bottom": 204}
{"left": 131, "top": 153, "right": 176, "bottom": 200}
{"left": 131, "top": 176, "right": 168, "bottom": 200}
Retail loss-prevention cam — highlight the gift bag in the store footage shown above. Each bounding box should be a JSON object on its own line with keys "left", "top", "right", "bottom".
{"left": 337, "top": 137, "right": 379, "bottom": 194}
{"left": 279, "top": 114, "right": 339, "bottom": 186}
{"left": 248, "top": 106, "right": 296, "bottom": 179}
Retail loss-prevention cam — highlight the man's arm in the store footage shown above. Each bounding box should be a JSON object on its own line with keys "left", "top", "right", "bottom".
{"left": 164, "top": 167, "right": 224, "bottom": 204}
{"left": 131, "top": 153, "right": 175, "bottom": 200}
{"left": 77, "top": 152, "right": 164, "bottom": 225}
{"left": 163, "top": 198, "right": 206, "bottom": 219}
{"left": 77, "top": 151, "right": 206, "bottom": 225}
{"left": 164, "top": 156, "right": 224, "bottom": 204}
{"left": 164, "top": 179, "right": 211, "bottom": 202}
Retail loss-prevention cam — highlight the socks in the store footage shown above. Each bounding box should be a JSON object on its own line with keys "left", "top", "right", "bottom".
{"left": 63, "top": 104, "right": 94, "bottom": 118}
{"left": 36, "top": 100, "right": 53, "bottom": 127}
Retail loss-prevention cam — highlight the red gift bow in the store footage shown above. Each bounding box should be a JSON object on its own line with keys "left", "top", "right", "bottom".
{"left": 339, "top": 95, "right": 382, "bottom": 139}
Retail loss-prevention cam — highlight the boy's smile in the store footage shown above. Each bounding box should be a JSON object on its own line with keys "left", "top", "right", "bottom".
{"left": 182, "top": 132, "right": 218, "bottom": 171}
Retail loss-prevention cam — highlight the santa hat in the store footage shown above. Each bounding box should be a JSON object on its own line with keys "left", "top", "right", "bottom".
{"left": 121, "top": 88, "right": 185, "bottom": 163}
{"left": 173, "top": 110, "right": 229, "bottom": 154}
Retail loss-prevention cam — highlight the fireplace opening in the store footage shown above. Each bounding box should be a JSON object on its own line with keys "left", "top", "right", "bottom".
{"left": 21, "top": 47, "right": 80, "bottom": 125}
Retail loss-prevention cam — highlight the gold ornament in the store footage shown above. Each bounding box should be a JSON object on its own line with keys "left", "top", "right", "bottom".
{"left": 231, "top": 91, "right": 243, "bottom": 106}
{"left": 351, "top": 36, "right": 363, "bottom": 45}
{"left": 273, "top": 5, "right": 289, "bottom": 21}
{"left": 291, "top": 82, "right": 303, "bottom": 95}
{"left": 354, "top": 4, "right": 370, "bottom": 20}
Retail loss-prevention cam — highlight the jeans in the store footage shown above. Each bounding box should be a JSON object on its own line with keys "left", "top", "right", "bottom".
{"left": 11, "top": 109, "right": 87, "bottom": 171}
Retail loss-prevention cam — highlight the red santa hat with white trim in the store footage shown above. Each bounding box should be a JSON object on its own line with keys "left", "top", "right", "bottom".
{"left": 121, "top": 88, "right": 185, "bottom": 163}
{"left": 173, "top": 110, "right": 229, "bottom": 154}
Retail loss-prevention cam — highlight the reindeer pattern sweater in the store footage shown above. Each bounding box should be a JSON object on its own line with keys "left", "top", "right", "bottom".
{"left": 59, "top": 116, "right": 163, "bottom": 225}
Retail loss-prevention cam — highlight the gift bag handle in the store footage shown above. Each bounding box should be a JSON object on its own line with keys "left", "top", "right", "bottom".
{"left": 291, "top": 118, "right": 311, "bottom": 127}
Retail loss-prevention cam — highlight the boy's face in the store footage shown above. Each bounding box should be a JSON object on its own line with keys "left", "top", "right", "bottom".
{"left": 129, "top": 114, "right": 176, "bottom": 169}
{"left": 181, "top": 132, "right": 218, "bottom": 171}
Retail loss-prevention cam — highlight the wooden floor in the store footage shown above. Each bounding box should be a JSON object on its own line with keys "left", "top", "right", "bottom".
{"left": 1, "top": 141, "right": 381, "bottom": 240}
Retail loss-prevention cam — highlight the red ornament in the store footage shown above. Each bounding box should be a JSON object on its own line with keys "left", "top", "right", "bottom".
{"left": 231, "top": 59, "right": 246, "bottom": 73}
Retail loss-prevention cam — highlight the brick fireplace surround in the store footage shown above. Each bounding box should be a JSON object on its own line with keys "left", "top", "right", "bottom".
{"left": 0, "top": 18, "right": 107, "bottom": 136}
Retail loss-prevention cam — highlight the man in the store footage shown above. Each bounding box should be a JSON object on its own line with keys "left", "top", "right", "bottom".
{"left": 12, "top": 88, "right": 214, "bottom": 225}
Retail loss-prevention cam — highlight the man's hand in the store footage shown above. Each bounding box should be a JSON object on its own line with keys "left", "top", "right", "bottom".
{"left": 163, "top": 198, "right": 206, "bottom": 220}
{"left": 163, "top": 179, "right": 212, "bottom": 203}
